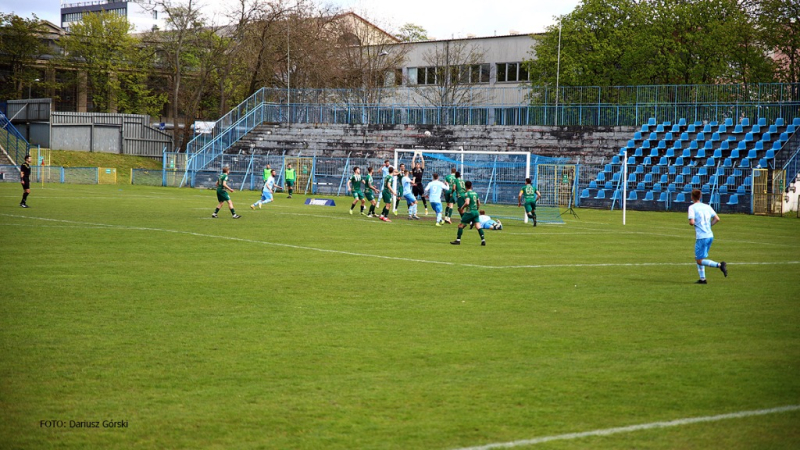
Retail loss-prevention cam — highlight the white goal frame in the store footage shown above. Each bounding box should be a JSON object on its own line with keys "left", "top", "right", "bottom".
{"left": 393, "top": 147, "right": 532, "bottom": 216}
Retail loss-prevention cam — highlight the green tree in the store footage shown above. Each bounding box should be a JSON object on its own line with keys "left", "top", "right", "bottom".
{"left": 755, "top": 0, "right": 800, "bottom": 84}
{"left": 60, "top": 11, "right": 164, "bottom": 114}
{"left": 397, "top": 23, "right": 429, "bottom": 42}
{"left": 0, "top": 13, "right": 47, "bottom": 100}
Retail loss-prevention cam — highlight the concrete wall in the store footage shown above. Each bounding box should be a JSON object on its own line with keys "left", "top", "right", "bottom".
{"left": 235, "top": 123, "right": 635, "bottom": 163}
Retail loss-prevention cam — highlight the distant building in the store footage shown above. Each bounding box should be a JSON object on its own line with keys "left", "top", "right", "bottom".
{"left": 60, "top": 0, "right": 165, "bottom": 33}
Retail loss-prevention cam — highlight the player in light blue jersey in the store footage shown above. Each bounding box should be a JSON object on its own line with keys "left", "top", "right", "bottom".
{"left": 688, "top": 189, "right": 727, "bottom": 284}
{"left": 424, "top": 173, "right": 449, "bottom": 226}
{"left": 401, "top": 170, "right": 419, "bottom": 220}
{"left": 251, "top": 169, "right": 277, "bottom": 209}
{"left": 476, "top": 210, "right": 502, "bottom": 230}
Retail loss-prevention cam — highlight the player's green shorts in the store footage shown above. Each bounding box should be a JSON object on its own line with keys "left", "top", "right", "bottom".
{"left": 286, "top": 180, "right": 295, "bottom": 188}
{"left": 365, "top": 190, "right": 375, "bottom": 201}
{"left": 352, "top": 190, "right": 365, "bottom": 200}
{"left": 382, "top": 191, "right": 392, "bottom": 203}
{"left": 216, "top": 190, "right": 230, "bottom": 202}
{"left": 445, "top": 191, "right": 454, "bottom": 204}
{"left": 524, "top": 200, "right": 537, "bottom": 214}
{"left": 461, "top": 211, "right": 479, "bottom": 225}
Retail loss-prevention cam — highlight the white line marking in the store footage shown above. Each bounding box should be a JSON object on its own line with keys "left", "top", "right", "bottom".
{"left": 452, "top": 405, "right": 800, "bottom": 450}
{"left": 2, "top": 213, "right": 797, "bottom": 270}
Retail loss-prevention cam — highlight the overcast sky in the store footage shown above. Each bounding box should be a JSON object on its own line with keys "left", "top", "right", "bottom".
{"left": 1, "top": 0, "right": 582, "bottom": 39}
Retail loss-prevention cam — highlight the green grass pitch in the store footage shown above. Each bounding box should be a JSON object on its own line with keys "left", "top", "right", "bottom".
{"left": 1, "top": 183, "right": 799, "bottom": 450}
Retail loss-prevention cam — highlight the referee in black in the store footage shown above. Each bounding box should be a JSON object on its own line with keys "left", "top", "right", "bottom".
{"left": 411, "top": 155, "right": 428, "bottom": 215}
{"left": 20, "top": 154, "right": 31, "bottom": 208}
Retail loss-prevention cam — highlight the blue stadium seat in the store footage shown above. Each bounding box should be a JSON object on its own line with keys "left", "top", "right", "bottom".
{"left": 634, "top": 147, "right": 644, "bottom": 157}
{"left": 627, "top": 140, "right": 636, "bottom": 149}
{"left": 712, "top": 149, "right": 723, "bottom": 159}
{"left": 665, "top": 148, "right": 675, "bottom": 158}
{"left": 757, "top": 158, "right": 768, "bottom": 168}
{"left": 596, "top": 172, "right": 606, "bottom": 182}
{"left": 604, "top": 164, "right": 613, "bottom": 173}
{"left": 696, "top": 148, "right": 707, "bottom": 159}
{"left": 719, "top": 141, "right": 730, "bottom": 150}
{"left": 701, "top": 184, "right": 710, "bottom": 194}
{"left": 779, "top": 132, "right": 790, "bottom": 143}
{"left": 635, "top": 165, "right": 644, "bottom": 174}
{"left": 689, "top": 141, "right": 699, "bottom": 150}
{"left": 765, "top": 149, "right": 775, "bottom": 161}
{"left": 698, "top": 167, "right": 708, "bottom": 176}
{"left": 775, "top": 118, "right": 784, "bottom": 127}
{"left": 681, "top": 149, "right": 692, "bottom": 159}
{"left": 719, "top": 185, "right": 728, "bottom": 194}
{"left": 744, "top": 175, "right": 752, "bottom": 187}
{"left": 640, "top": 124, "right": 649, "bottom": 133}
{"left": 628, "top": 190, "right": 638, "bottom": 200}
{"left": 636, "top": 181, "right": 646, "bottom": 191}
{"left": 761, "top": 132, "right": 771, "bottom": 142}
{"left": 754, "top": 141, "right": 764, "bottom": 151}
{"left": 768, "top": 125, "right": 778, "bottom": 134}
{"left": 741, "top": 118, "right": 750, "bottom": 127}
{"left": 728, "top": 194, "right": 738, "bottom": 205}
{"left": 771, "top": 141, "right": 781, "bottom": 151}
{"left": 671, "top": 124, "right": 681, "bottom": 133}
{"left": 681, "top": 166, "right": 692, "bottom": 176}
{"left": 628, "top": 157, "right": 637, "bottom": 166}
{"left": 675, "top": 174, "right": 685, "bottom": 184}
{"left": 633, "top": 132, "right": 643, "bottom": 141}
{"left": 691, "top": 175, "right": 701, "bottom": 186}
{"left": 611, "top": 190, "right": 622, "bottom": 201}
{"left": 704, "top": 141, "right": 714, "bottom": 150}
{"left": 683, "top": 183, "right": 693, "bottom": 192}
{"left": 643, "top": 157, "right": 652, "bottom": 166}
{"left": 739, "top": 158, "right": 751, "bottom": 168}
{"left": 643, "top": 140, "right": 653, "bottom": 150}
{"left": 787, "top": 125, "right": 796, "bottom": 133}
{"left": 657, "top": 191, "right": 668, "bottom": 202}
{"left": 722, "top": 158, "right": 733, "bottom": 168}
{"left": 668, "top": 166, "right": 677, "bottom": 175}
{"left": 649, "top": 148, "right": 660, "bottom": 158}
{"left": 750, "top": 125, "right": 761, "bottom": 135}
{"left": 611, "top": 155, "right": 621, "bottom": 165}
{"left": 679, "top": 132, "right": 689, "bottom": 142}
{"left": 675, "top": 192, "right": 687, "bottom": 202}
{"left": 725, "top": 175, "right": 737, "bottom": 186}
{"left": 727, "top": 135, "right": 736, "bottom": 142}
{"left": 605, "top": 181, "right": 614, "bottom": 190}
{"left": 744, "top": 132, "right": 754, "bottom": 143}
{"left": 657, "top": 140, "right": 667, "bottom": 149}
{"left": 627, "top": 173, "right": 637, "bottom": 184}
{"left": 664, "top": 132, "right": 673, "bottom": 142}
{"left": 648, "top": 117, "right": 657, "bottom": 126}
{"left": 652, "top": 183, "right": 662, "bottom": 192}
{"left": 696, "top": 132, "right": 706, "bottom": 142}
{"left": 674, "top": 156, "right": 685, "bottom": 166}
{"left": 595, "top": 190, "right": 606, "bottom": 199}
{"left": 711, "top": 193, "right": 720, "bottom": 205}
{"left": 732, "top": 124, "right": 744, "bottom": 134}
{"left": 730, "top": 149, "right": 740, "bottom": 159}
{"left": 705, "top": 157, "right": 715, "bottom": 167}
{"left": 702, "top": 124, "right": 712, "bottom": 133}
{"left": 589, "top": 180, "right": 598, "bottom": 189}
{"left": 736, "top": 141, "right": 747, "bottom": 152}
{"left": 717, "top": 125, "right": 727, "bottom": 134}
{"left": 710, "top": 132, "right": 721, "bottom": 142}
{"left": 667, "top": 183, "right": 677, "bottom": 193}
{"left": 644, "top": 191, "right": 654, "bottom": 201}
{"left": 678, "top": 118, "right": 687, "bottom": 127}
{"left": 758, "top": 117, "right": 767, "bottom": 127}
{"left": 644, "top": 173, "right": 653, "bottom": 184}
{"left": 612, "top": 172, "right": 621, "bottom": 183}
{"left": 656, "top": 124, "right": 665, "bottom": 133}
{"left": 648, "top": 133, "right": 658, "bottom": 142}
{"left": 650, "top": 165, "right": 661, "bottom": 174}
{"left": 736, "top": 185, "right": 746, "bottom": 194}
{"left": 745, "top": 149, "right": 758, "bottom": 160}
{"left": 686, "top": 124, "right": 696, "bottom": 133}
{"left": 580, "top": 189, "right": 590, "bottom": 199}
{"left": 724, "top": 118, "right": 733, "bottom": 127}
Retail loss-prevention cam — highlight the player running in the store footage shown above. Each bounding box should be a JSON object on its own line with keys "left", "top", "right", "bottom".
{"left": 443, "top": 168, "right": 457, "bottom": 223}
{"left": 688, "top": 188, "right": 727, "bottom": 284}
{"left": 379, "top": 167, "right": 397, "bottom": 222}
{"left": 348, "top": 166, "right": 366, "bottom": 215}
{"left": 424, "top": 173, "right": 449, "bottom": 226}
{"left": 251, "top": 169, "right": 277, "bottom": 209}
{"left": 411, "top": 154, "right": 428, "bottom": 215}
{"left": 451, "top": 180, "right": 485, "bottom": 246}
{"left": 212, "top": 167, "right": 241, "bottom": 219}
{"left": 518, "top": 177, "right": 541, "bottom": 226}
{"left": 364, "top": 167, "right": 381, "bottom": 217}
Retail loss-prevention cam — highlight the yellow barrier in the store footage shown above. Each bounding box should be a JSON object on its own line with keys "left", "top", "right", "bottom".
{"left": 98, "top": 167, "right": 117, "bottom": 184}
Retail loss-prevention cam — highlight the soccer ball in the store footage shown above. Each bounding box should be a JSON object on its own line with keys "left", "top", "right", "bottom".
{"left": 424, "top": 130, "right": 431, "bottom": 137}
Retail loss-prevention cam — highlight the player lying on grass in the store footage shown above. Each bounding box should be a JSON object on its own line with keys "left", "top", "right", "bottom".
{"left": 251, "top": 169, "right": 277, "bottom": 210}
{"left": 213, "top": 167, "right": 241, "bottom": 219}
{"left": 470, "top": 210, "right": 503, "bottom": 230}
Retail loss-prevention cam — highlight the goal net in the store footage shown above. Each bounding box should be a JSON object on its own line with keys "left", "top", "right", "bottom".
{"left": 394, "top": 148, "right": 569, "bottom": 224}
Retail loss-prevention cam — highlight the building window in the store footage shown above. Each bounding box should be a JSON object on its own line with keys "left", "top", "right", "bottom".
{"left": 408, "top": 64, "right": 489, "bottom": 85}
{"left": 496, "top": 62, "right": 530, "bottom": 83}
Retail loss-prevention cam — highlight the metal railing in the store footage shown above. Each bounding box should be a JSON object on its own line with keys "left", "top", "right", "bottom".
{"left": 0, "top": 113, "right": 31, "bottom": 166}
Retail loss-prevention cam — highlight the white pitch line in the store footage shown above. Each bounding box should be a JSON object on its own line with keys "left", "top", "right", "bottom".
{"left": 2, "top": 214, "right": 797, "bottom": 270}
{"left": 452, "top": 405, "right": 800, "bottom": 450}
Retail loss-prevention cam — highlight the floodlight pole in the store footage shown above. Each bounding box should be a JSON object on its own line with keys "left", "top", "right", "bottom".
{"left": 554, "top": 21, "right": 562, "bottom": 128}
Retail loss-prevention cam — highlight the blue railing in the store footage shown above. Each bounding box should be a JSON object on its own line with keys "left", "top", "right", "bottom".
{"left": 0, "top": 112, "right": 31, "bottom": 165}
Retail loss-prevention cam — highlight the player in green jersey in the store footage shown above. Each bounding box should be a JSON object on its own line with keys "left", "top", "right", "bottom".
{"left": 393, "top": 163, "right": 406, "bottom": 215}
{"left": 364, "top": 167, "right": 380, "bottom": 217}
{"left": 518, "top": 177, "right": 541, "bottom": 226}
{"left": 451, "top": 180, "right": 485, "bottom": 246}
{"left": 444, "top": 168, "right": 457, "bottom": 223}
{"left": 212, "top": 167, "right": 241, "bottom": 219}
{"left": 284, "top": 163, "right": 296, "bottom": 198}
{"left": 379, "top": 167, "right": 397, "bottom": 222}
{"left": 454, "top": 171, "right": 467, "bottom": 216}
{"left": 348, "top": 166, "right": 366, "bottom": 215}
